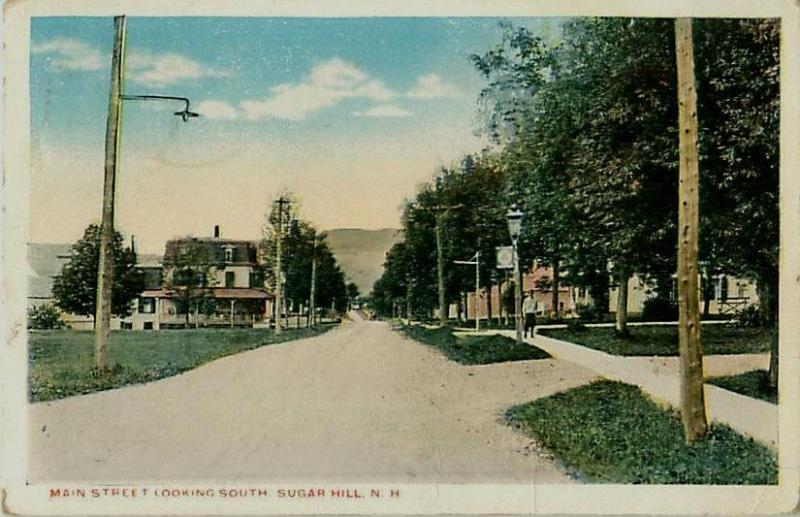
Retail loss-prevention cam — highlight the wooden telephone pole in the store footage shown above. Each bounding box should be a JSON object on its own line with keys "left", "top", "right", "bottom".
{"left": 274, "top": 196, "right": 291, "bottom": 335}
{"left": 95, "top": 15, "right": 127, "bottom": 371}
{"left": 308, "top": 234, "right": 318, "bottom": 327}
{"left": 675, "top": 17, "right": 708, "bottom": 442}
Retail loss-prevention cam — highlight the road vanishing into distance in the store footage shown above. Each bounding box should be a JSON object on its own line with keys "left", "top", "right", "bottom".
{"left": 29, "top": 315, "right": 596, "bottom": 483}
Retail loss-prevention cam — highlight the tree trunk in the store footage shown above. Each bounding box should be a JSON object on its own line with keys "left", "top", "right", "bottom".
{"left": 615, "top": 268, "right": 630, "bottom": 336}
{"left": 758, "top": 267, "right": 779, "bottom": 390}
{"left": 675, "top": 17, "right": 709, "bottom": 443}
{"left": 551, "top": 255, "right": 560, "bottom": 318}
{"left": 486, "top": 277, "right": 493, "bottom": 327}
{"left": 435, "top": 213, "right": 447, "bottom": 326}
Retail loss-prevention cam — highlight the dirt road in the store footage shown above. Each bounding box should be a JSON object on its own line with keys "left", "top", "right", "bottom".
{"left": 29, "top": 318, "right": 596, "bottom": 483}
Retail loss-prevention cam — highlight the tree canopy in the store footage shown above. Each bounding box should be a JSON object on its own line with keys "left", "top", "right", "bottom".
{"left": 52, "top": 224, "right": 143, "bottom": 320}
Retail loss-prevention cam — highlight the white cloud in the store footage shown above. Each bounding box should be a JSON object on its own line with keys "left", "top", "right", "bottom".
{"left": 239, "top": 58, "right": 395, "bottom": 121}
{"left": 353, "top": 104, "right": 413, "bottom": 118}
{"left": 196, "top": 100, "right": 240, "bottom": 120}
{"left": 407, "top": 73, "right": 461, "bottom": 99}
{"left": 127, "top": 49, "right": 230, "bottom": 87}
{"left": 30, "top": 38, "right": 105, "bottom": 71}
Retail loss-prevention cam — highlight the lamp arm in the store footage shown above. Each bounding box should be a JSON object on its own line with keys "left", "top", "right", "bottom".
{"left": 120, "top": 94, "right": 191, "bottom": 112}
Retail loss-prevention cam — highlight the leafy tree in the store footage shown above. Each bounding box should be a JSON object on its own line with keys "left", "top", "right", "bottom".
{"left": 52, "top": 224, "right": 143, "bottom": 323}
{"left": 163, "top": 239, "right": 217, "bottom": 327}
{"left": 694, "top": 18, "right": 780, "bottom": 387}
{"left": 260, "top": 193, "right": 348, "bottom": 316}
{"left": 371, "top": 241, "right": 415, "bottom": 318}
{"left": 473, "top": 18, "right": 778, "bottom": 379}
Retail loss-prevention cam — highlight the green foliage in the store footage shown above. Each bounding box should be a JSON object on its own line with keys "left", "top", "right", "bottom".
{"left": 575, "top": 302, "right": 601, "bottom": 322}
{"left": 346, "top": 282, "right": 360, "bottom": 300}
{"left": 28, "top": 326, "right": 333, "bottom": 402}
{"left": 399, "top": 325, "right": 549, "bottom": 364}
{"left": 467, "top": 18, "right": 778, "bottom": 329}
{"left": 542, "top": 325, "right": 773, "bottom": 356}
{"left": 261, "top": 193, "right": 349, "bottom": 313}
{"left": 372, "top": 153, "right": 510, "bottom": 319}
{"left": 51, "top": 224, "right": 144, "bottom": 319}
{"left": 27, "top": 303, "right": 64, "bottom": 330}
{"left": 565, "top": 319, "right": 588, "bottom": 332}
{"left": 640, "top": 297, "right": 679, "bottom": 322}
{"left": 735, "top": 305, "right": 765, "bottom": 329}
{"left": 507, "top": 380, "right": 777, "bottom": 484}
{"left": 695, "top": 20, "right": 780, "bottom": 314}
{"left": 164, "top": 238, "right": 218, "bottom": 325}
{"left": 707, "top": 369, "right": 777, "bottom": 404}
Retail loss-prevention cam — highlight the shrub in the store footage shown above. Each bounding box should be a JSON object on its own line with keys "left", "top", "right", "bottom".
{"left": 575, "top": 302, "right": 599, "bottom": 321}
{"left": 735, "top": 305, "right": 764, "bottom": 328}
{"left": 641, "top": 297, "right": 678, "bottom": 322}
{"left": 566, "top": 319, "right": 588, "bottom": 332}
{"left": 27, "top": 303, "right": 64, "bottom": 330}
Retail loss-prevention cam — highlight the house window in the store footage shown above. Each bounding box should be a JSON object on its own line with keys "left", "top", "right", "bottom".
{"left": 138, "top": 297, "right": 156, "bottom": 314}
{"left": 223, "top": 246, "right": 235, "bottom": 263}
{"left": 143, "top": 322, "right": 154, "bottom": 330}
{"left": 225, "top": 271, "right": 235, "bottom": 287}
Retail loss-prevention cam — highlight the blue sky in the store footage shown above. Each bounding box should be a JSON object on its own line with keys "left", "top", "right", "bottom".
{"left": 30, "top": 16, "right": 563, "bottom": 253}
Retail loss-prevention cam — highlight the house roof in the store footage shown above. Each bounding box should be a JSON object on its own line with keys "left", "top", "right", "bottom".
{"left": 163, "top": 237, "right": 259, "bottom": 266}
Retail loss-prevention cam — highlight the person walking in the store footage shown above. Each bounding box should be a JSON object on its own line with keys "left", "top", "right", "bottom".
{"left": 522, "top": 290, "right": 537, "bottom": 338}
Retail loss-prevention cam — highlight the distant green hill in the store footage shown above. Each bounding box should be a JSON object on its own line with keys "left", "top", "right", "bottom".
{"left": 324, "top": 228, "right": 402, "bottom": 295}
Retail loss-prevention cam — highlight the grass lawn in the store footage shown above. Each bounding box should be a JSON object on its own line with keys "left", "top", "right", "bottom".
{"left": 540, "top": 325, "right": 774, "bottom": 356}
{"left": 399, "top": 325, "right": 549, "bottom": 364}
{"left": 707, "top": 369, "right": 777, "bottom": 404}
{"left": 29, "top": 326, "right": 333, "bottom": 402}
{"left": 507, "top": 380, "right": 777, "bottom": 484}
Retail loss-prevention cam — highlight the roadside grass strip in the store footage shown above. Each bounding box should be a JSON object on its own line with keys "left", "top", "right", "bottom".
{"left": 707, "top": 369, "right": 777, "bottom": 404}
{"left": 29, "top": 326, "right": 334, "bottom": 402}
{"left": 506, "top": 380, "right": 777, "bottom": 485}
{"left": 540, "top": 325, "right": 773, "bottom": 356}
{"left": 399, "top": 325, "right": 549, "bottom": 364}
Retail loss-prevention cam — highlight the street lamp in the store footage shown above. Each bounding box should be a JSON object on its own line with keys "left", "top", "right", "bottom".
{"left": 120, "top": 94, "right": 200, "bottom": 121}
{"left": 506, "top": 204, "right": 524, "bottom": 344}
{"left": 506, "top": 205, "right": 523, "bottom": 244}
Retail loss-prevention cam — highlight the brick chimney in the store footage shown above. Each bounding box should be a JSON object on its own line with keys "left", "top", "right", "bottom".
{"left": 214, "top": 225, "right": 220, "bottom": 238}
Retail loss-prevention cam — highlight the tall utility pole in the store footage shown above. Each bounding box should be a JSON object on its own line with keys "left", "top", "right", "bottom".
{"left": 405, "top": 272, "right": 413, "bottom": 323}
{"left": 308, "top": 234, "right": 318, "bottom": 327}
{"left": 675, "top": 17, "right": 708, "bottom": 443}
{"left": 95, "top": 15, "right": 127, "bottom": 371}
{"left": 274, "top": 196, "right": 291, "bottom": 335}
{"left": 425, "top": 203, "right": 462, "bottom": 326}
{"left": 435, "top": 212, "right": 447, "bottom": 326}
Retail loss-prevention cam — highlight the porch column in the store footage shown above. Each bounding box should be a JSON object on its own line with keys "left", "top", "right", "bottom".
{"left": 230, "top": 299, "right": 235, "bottom": 328}
{"left": 154, "top": 298, "right": 161, "bottom": 330}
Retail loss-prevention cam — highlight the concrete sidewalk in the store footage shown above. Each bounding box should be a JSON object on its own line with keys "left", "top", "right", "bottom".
{"left": 473, "top": 329, "right": 777, "bottom": 447}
